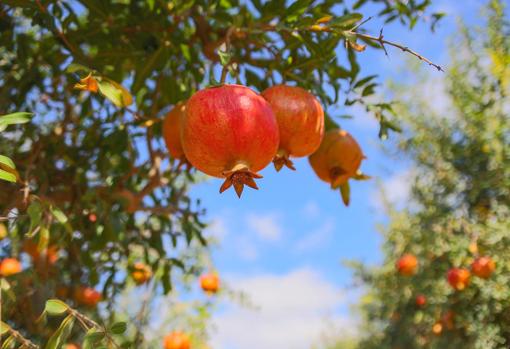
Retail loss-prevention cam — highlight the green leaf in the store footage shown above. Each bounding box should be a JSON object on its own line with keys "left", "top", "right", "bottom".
{"left": 0, "top": 169, "right": 16, "bottom": 183}
{"left": 97, "top": 79, "right": 133, "bottom": 108}
{"left": 110, "top": 321, "right": 127, "bottom": 334}
{"left": 132, "top": 47, "right": 164, "bottom": 93}
{"left": 27, "top": 201, "right": 43, "bottom": 235}
{"left": 0, "top": 112, "right": 33, "bottom": 132}
{"left": 51, "top": 207, "right": 68, "bottom": 224}
{"left": 217, "top": 48, "right": 231, "bottom": 67}
{"left": 340, "top": 182, "right": 351, "bottom": 206}
{"left": 1, "top": 335, "right": 15, "bottom": 349}
{"left": 44, "top": 299, "right": 69, "bottom": 315}
{"left": 0, "top": 321, "right": 10, "bottom": 335}
{"left": 45, "top": 314, "right": 75, "bottom": 349}
{"left": 0, "top": 155, "right": 15, "bottom": 170}
{"left": 66, "top": 62, "right": 91, "bottom": 73}
{"left": 82, "top": 329, "right": 105, "bottom": 349}
{"left": 329, "top": 13, "right": 363, "bottom": 29}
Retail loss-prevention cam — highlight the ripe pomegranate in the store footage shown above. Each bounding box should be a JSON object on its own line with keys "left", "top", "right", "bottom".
{"left": 182, "top": 84, "right": 279, "bottom": 197}
{"left": 0, "top": 258, "right": 22, "bottom": 276}
{"left": 471, "top": 256, "right": 496, "bottom": 279}
{"left": 308, "top": 129, "right": 365, "bottom": 188}
{"left": 447, "top": 268, "right": 470, "bottom": 290}
{"left": 163, "top": 102, "right": 188, "bottom": 165}
{"left": 396, "top": 254, "right": 418, "bottom": 276}
{"left": 74, "top": 286, "right": 102, "bottom": 307}
{"left": 415, "top": 294, "right": 427, "bottom": 307}
{"left": 23, "top": 240, "right": 59, "bottom": 265}
{"left": 132, "top": 262, "right": 152, "bottom": 285}
{"left": 200, "top": 273, "right": 220, "bottom": 294}
{"left": 261, "top": 85, "right": 324, "bottom": 171}
{"left": 163, "top": 331, "right": 191, "bottom": 349}
{"left": 65, "top": 344, "right": 80, "bottom": 349}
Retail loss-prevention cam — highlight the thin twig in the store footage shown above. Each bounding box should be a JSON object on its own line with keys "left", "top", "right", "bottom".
{"left": 6, "top": 326, "right": 39, "bottom": 349}
{"left": 220, "top": 27, "right": 236, "bottom": 84}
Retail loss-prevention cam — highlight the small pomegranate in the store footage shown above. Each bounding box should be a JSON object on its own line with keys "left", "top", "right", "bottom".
{"left": 432, "top": 322, "right": 443, "bottom": 335}
{"left": 471, "top": 256, "right": 496, "bottom": 279}
{"left": 447, "top": 268, "right": 470, "bottom": 290}
{"left": 441, "top": 310, "right": 455, "bottom": 330}
{"left": 163, "top": 331, "right": 191, "bottom": 349}
{"left": 200, "top": 273, "right": 220, "bottom": 294}
{"left": 64, "top": 344, "right": 80, "bottom": 349}
{"left": 308, "top": 129, "right": 365, "bottom": 188}
{"left": 132, "top": 262, "right": 153, "bottom": 285}
{"left": 396, "top": 254, "right": 418, "bottom": 276}
{"left": 163, "top": 102, "right": 188, "bottom": 164}
{"left": 182, "top": 85, "right": 279, "bottom": 197}
{"left": 23, "top": 240, "right": 59, "bottom": 265}
{"left": 261, "top": 85, "right": 324, "bottom": 171}
{"left": 415, "top": 294, "right": 427, "bottom": 307}
{"left": 0, "top": 258, "right": 22, "bottom": 276}
{"left": 74, "top": 286, "right": 102, "bottom": 307}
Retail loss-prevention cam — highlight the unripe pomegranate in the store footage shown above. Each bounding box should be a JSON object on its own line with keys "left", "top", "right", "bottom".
{"left": 396, "top": 254, "right": 418, "bottom": 276}
{"left": 308, "top": 129, "right": 365, "bottom": 188}
{"left": 447, "top": 268, "right": 470, "bottom": 290}
{"left": 74, "top": 286, "right": 102, "bottom": 307}
{"left": 471, "top": 256, "right": 496, "bottom": 279}
{"left": 163, "top": 331, "right": 191, "bottom": 349}
{"left": 200, "top": 273, "right": 220, "bottom": 294}
{"left": 163, "top": 102, "right": 188, "bottom": 164}
{"left": 0, "top": 258, "right": 22, "bottom": 276}
{"left": 415, "top": 294, "right": 427, "bottom": 307}
{"left": 182, "top": 85, "right": 279, "bottom": 197}
{"left": 261, "top": 85, "right": 324, "bottom": 171}
{"left": 132, "top": 262, "right": 152, "bottom": 285}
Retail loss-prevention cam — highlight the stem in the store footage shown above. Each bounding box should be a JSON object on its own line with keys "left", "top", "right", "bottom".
{"left": 6, "top": 326, "right": 39, "bottom": 349}
{"left": 219, "top": 27, "right": 236, "bottom": 84}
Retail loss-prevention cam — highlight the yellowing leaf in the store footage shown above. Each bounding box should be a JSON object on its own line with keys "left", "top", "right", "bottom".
{"left": 98, "top": 78, "right": 133, "bottom": 108}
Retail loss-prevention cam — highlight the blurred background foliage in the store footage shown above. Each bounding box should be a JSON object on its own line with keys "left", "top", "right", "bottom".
{"left": 0, "top": 0, "right": 446, "bottom": 347}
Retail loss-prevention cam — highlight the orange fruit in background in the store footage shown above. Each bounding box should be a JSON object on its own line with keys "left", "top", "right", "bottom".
{"left": 132, "top": 262, "right": 153, "bottom": 285}
{"left": 163, "top": 102, "right": 187, "bottom": 162}
{"left": 261, "top": 85, "right": 324, "bottom": 171}
{"left": 23, "top": 240, "right": 59, "bottom": 265}
{"left": 74, "top": 286, "right": 102, "bottom": 307}
{"left": 447, "top": 268, "right": 471, "bottom": 290}
{"left": 200, "top": 273, "right": 220, "bottom": 294}
{"left": 163, "top": 331, "right": 191, "bottom": 349}
{"left": 182, "top": 84, "right": 279, "bottom": 197}
{"left": 471, "top": 256, "right": 496, "bottom": 279}
{"left": 0, "top": 258, "right": 22, "bottom": 276}
{"left": 396, "top": 254, "right": 418, "bottom": 276}
{"left": 64, "top": 344, "right": 80, "bottom": 349}
{"left": 308, "top": 129, "right": 364, "bottom": 188}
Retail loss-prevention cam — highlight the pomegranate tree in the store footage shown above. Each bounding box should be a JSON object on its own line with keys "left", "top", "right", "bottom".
{"left": 261, "top": 85, "right": 324, "bottom": 171}
{"left": 181, "top": 84, "right": 279, "bottom": 197}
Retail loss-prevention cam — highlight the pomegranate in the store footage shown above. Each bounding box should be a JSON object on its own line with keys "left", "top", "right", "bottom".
{"left": 447, "top": 268, "right": 470, "bottom": 290}
{"left": 396, "top": 254, "right": 418, "bottom": 276}
{"left": 415, "top": 294, "right": 427, "bottom": 307}
{"left": 441, "top": 310, "right": 455, "bottom": 330}
{"left": 23, "top": 240, "right": 59, "bottom": 265}
{"left": 308, "top": 129, "right": 365, "bottom": 188}
{"left": 163, "top": 102, "right": 188, "bottom": 164}
{"left": 132, "top": 262, "right": 152, "bottom": 285}
{"left": 163, "top": 331, "right": 191, "bottom": 349}
{"left": 471, "top": 256, "right": 496, "bottom": 279}
{"left": 200, "top": 273, "right": 220, "bottom": 294}
{"left": 261, "top": 85, "right": 324, "bottom": 171}
{"left": 182, "top": 84, "right": 279, "bottom": 197}
{"left": 74, "top": 286, "right": 102, "bottom": 307}
{"left": 0, "top": 258, "right": 22, "bottom": 276}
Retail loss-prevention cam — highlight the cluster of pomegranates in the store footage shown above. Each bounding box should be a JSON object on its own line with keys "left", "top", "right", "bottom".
{"left": 163, "top": 84, "right": 365, "bottom": 199}
{"left": 395, "top": 252, "right": 496, "bottom": 334}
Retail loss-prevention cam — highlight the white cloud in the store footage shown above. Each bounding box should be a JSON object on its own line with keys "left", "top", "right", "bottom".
{"left": 235, "top": 236, "right": 259, "bottom": 261}
{"left": 207, "top": 217, "right": 229, "bottom": 241}
{"left": 302, "top": 201, "right": 321, "bottom": 220}
{"left": 294, "top": 220, "right": 335, "bottom": 253}
{"left": 246, "top": 212, "right": 283, "bottom": 242}
{"left": 211, "top": 268, "right": 354, "bottom": 349}
{"left": 371, "top": 169, "right": 414, "bottom": 211}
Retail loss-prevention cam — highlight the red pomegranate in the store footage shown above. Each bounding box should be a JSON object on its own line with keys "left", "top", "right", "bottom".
{"left": 261, "top": 85, "right": 324, "bottom": 171}
{"left": 181, "top": 84, "right": 279, "bottom": 197}
{"left": 447, "top": 268, "right": 470, "bottom": 291}
{"left": 163, "top": 102, "right": 188, "bottom": 164}
{"left": 471, "top": 256, "right": 496, "bottom": 279}
{"left": 396, "top": 254, "right": 418, "bottom": 276}
{"left": 308, "top": 129, "right": 365, "bottom": 188}
{"left": 415, "top": 294, "right": 427, "bottom": 307}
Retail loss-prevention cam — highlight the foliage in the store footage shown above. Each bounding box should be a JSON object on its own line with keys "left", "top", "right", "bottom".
{"left": 0, "top": 0, "right": 442, "bottom": 347}
{"left": 351, "top": 1, "right": 510, "bottom": 348}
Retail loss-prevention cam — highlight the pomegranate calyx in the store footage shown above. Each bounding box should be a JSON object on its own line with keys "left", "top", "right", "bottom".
{"left": 273, "top": 149, "right": 296, "bottom": 172}
{"left": 220, "top": 163, "right": 263, "bottom": 198}
{"left": 329, "top": 166, "right": 348, "bottom": 188}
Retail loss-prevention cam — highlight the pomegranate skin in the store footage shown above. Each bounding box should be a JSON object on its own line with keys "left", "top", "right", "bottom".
{"left": 447, "top": 268, "right": 471, "bottom": 291}
{"left": 471, "top": 256, "right": 496, "bottom": 279}
{"left": 182, "top": 84, "right": 279, "bottom": 196}
{"left": 163, "top": 102, "right": 187, "bottom": 161}
{"left": 396, "top": 254, "right": 418, "bottom": 276}
{"left": 308, "top": 129, "right": 364, "bottom": 188}
{"left": 261, "top": 85, "right": 324, "bottom": 171}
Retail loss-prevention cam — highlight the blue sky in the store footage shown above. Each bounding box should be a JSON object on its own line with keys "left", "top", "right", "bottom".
{"left": 185, "top": 1, "right": 486, "bottom": 348}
